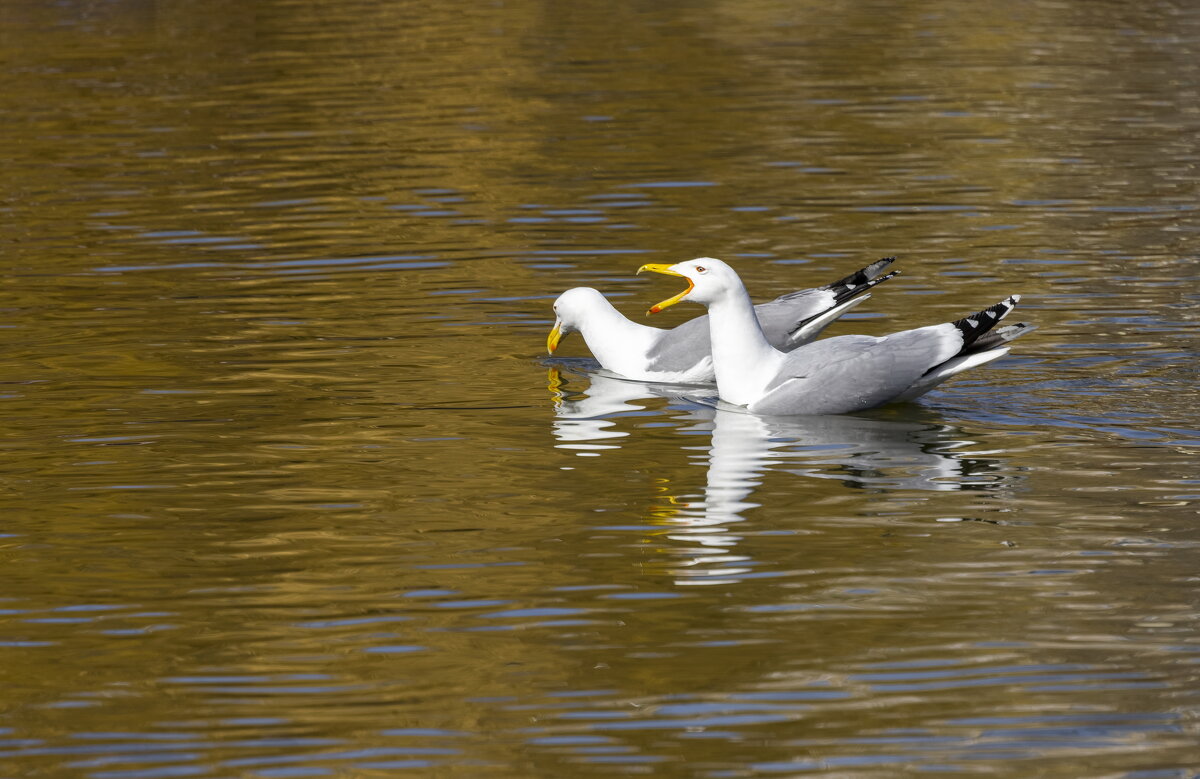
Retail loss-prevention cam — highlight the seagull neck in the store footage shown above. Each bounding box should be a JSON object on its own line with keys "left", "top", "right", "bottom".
{"left": 706, "top": 287, "right": 783, "bottom": 405}
{"left": 580, "top": 298, "right": 660, "bottom": 372}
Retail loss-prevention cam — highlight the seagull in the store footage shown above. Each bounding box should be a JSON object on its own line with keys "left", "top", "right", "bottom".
{"left": 637, "top": 257, "right": 1032, "bottom": 415}
{"left": 546, "top": 257, "right": 898, "bottom": 383}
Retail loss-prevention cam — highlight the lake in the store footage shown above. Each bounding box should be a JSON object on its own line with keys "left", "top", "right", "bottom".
{"left": 1, "top": 0, "right": 1198, "bottom": 776}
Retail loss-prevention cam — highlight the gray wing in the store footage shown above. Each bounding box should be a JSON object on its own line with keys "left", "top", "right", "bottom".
{"left": 752, "top": 294, "right": 1028, "bottom": 414}
{"left": 754, "top": 258, "right": 899, "bottom": 351}
{"left": 753, "top": 290, "right": 843, "bottom": 350}
{"left": 749, "top": 326, "right": 962, "bottom": 416}
{"left": 643, "top": 315, "right": 713, "bottom": 374}
{"left": 896, "top": 322, "right": 1034, "bottom": 402}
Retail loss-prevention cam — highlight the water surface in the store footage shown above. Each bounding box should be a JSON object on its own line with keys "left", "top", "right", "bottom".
{"left": 1, "top": 1, "right": 1198, "bottom": 776}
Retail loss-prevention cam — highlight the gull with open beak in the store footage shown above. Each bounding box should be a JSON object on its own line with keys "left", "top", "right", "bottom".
{"left": 639, "top": 257, "right": 1033, "bottom": 414}
{"left": 546, "top": 257, "right": 898, "bottom": 384}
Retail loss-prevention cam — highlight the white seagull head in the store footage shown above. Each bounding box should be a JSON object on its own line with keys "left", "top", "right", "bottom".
{"left": 547, "top": 286, "right": 609, "bottom": 353}
{"left": 637, "top": 257, "right": 739, "bottom": 313}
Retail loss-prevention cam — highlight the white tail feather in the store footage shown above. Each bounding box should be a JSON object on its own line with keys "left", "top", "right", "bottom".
{"left": 784, "top": 294, "right": 870, "bottom": 349}
{"left": 895, "top": 347, "right": 1010, "bottom": 402}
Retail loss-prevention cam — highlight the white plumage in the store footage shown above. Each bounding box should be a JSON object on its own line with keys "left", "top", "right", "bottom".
{"left": 547, "top": 258, "right": 898, "bottom": 383}
{"left": 637, "top": 258, "right": 1031, "bottom": 415}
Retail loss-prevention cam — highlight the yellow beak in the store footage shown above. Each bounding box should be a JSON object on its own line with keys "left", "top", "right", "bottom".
{"left": 547, "top": 320, "right": 564, "bottom": 354}
{"left": 636, "top": 264, "right": 694, "bottom": 315}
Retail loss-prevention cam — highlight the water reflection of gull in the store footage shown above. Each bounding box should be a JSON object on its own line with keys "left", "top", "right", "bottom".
{"left": 548, "top": 366, "right": 1013, "bottom": 582}
{"left": 659, "top": 409, "right": 1011, "bottom": 584}
{"left": 728, "top": 410, "right": 1004, "bottom": 493}
{"left": 549, "top": 365, "right": 1004, "bottom": 496}
{"left": 547, "top": 364, "right": 713, "bottom": 454}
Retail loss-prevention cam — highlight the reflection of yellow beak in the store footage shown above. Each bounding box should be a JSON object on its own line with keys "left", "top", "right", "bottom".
{"left": 547, "top": 320, "right": 563, "bottom": 354}
{"left": 547, "top": 368, "right": 564, "bottom": 410}
{"left": 637, "top": 264, "right": 694, "bottom": 315}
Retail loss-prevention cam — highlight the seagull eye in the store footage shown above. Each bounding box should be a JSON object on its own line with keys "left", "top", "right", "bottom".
{"left": 695, "top": 265, "right": 707, "bottom": 274}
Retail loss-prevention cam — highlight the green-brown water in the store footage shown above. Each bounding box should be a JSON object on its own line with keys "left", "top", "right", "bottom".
{"left": 2, "top": 1, "right": 1198, "bottom": 776}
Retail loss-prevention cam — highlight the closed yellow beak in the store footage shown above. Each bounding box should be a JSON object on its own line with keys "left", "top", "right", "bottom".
{"left": 547, "top": 320, "right": 563, "bottom": 354}
{"left": 637, "top": 264, "right": 693, "bottom": 315}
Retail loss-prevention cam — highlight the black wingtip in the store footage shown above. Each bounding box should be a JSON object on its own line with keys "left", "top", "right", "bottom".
{"left": 953, "top": 294, "right": 1021, "bottom": 350}
{"left": 863, "top": 268, "right": 901, "bottom": 292}
{"left": 824, "top": 257, "right": 900, "bottom": 304}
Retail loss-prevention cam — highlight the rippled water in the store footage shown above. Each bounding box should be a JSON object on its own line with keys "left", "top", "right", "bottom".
{"left": 2, "top": 0, "right": 1198, "bottom": 776}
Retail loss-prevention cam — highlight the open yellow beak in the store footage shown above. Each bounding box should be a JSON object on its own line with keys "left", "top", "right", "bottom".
{"left": 547, "top": 320, "right": 564, "bottom": 354}
{"left": 637, "top": 264, "right": 694, "bottom": 315}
